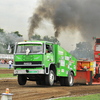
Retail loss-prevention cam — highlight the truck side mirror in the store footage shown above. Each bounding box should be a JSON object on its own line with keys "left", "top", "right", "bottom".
{"left": 11, "top": 46, "right": 15, "bottom": 54}
{"left": 50, "top": 49, "right": 52, "bottom": 52}
{"left": 7, "top": 45, "right": 15, "bottom": 54}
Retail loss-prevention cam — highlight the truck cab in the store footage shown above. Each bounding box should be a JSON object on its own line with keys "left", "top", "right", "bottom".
{"left": 94, "top": 38, "right": 100, "bottom": 65}
{"left": 14, "top": 41, "right": 55, "bottom": 85}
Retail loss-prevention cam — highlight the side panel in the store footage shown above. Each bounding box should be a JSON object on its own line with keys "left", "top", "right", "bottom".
{"left": 55, "top": 44, "right": 77, "bottom": 77}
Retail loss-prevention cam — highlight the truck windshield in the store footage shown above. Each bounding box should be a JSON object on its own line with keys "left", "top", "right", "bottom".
{"left": 96, "top": 45, "right": 100, "bottom": 51}
{"left": 96, "top": 39, "right": 100, "bottom": 43}
{"left": 16, "top": 44, "right": 43, "bottom": 53}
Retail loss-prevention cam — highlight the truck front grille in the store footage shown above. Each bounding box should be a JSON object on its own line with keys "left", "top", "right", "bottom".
{"left": 14, "top": 66, "right": 42, "bottom": 69}
{"left": 15, "top": 61, "right": 42, "bottom": 65}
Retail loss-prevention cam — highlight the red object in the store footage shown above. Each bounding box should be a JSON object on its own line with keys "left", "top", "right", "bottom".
{"left": 92, "top": 63, "right": 100, "bottom": 83}
{"left": 74, "top": 38, "right": 100, "bottom": 85}
{"left": 74, "top": 61, "right": 92, "bottom": 84}
{"left": 94, "top": 38, "right": 100, "bottom": 62}
{"left": 75, "top": 60, "right": 100, "bottom": 84}
{"left": 77, "top": 61, "right": 90, "bottom": 70}
{"left": 93, "top": 38, "right": 100, "bottom": 83}
{"left": 74, "top": 70, "right": 91, "bottom": 84}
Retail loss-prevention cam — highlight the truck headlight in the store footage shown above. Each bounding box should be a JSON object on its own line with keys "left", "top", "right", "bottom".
{"left": 14, "top": 70, "right": 18, "bottom": 74}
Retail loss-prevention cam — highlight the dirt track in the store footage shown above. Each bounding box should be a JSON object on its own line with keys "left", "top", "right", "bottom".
{"left": 1, "top": 69, "right": 100, "bottom": 100}
{"left": 0, "top": 69, "right": 14, "bottom": 74}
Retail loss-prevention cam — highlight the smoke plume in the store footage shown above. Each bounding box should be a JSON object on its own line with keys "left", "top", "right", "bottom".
{"left": 0, "top": 32, "right": 23, "bottom": 53}
{"left": 28, "top": 0, "right": 100, "bottom": 41}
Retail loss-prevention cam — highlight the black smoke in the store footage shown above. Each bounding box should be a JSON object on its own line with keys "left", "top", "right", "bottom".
{"left": 28, "top": 0, "right": 100, "bottom": 41}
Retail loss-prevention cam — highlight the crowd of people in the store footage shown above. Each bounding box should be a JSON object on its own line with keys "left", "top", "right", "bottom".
{"left": 0, "top": 59, "right": 13, "bottom": 64}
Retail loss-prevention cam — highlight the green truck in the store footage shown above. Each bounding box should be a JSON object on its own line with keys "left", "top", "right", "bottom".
{"left": 13, "top": 40, "right": 77, "bottom": 86}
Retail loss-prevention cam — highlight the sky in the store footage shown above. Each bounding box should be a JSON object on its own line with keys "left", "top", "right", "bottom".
{"left": 0, "top": 0, "right": 38, "bottom": 38}
{"left": 0, "top": 0, "right": 85, "bottom": 52}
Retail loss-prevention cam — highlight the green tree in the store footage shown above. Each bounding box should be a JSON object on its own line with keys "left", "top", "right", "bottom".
{"left": 31, "top": 34, "right": 60, "bottom": 45}
{"left": 0, "top": 30, "right": 23, "bottom": 54}
{"left": 0, "top": 28, "right": 4, "bottom": 33}
{"left": 31, "top": 34, "right": 41, "bottom": 40}
{"left": 13, "top": 31, "right": 23, "bottom": 37}
{"left": 70, "top": 42, "right": 94, "bottom": 60}
{"left": 43, "top": 36, "right": 50, "bottom": 41}
{"left": 42, "top": 35, "right": 60, "bottom": 44}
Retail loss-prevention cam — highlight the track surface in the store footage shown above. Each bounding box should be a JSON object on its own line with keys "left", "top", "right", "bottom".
{"left": 1, "top": 69, "right": 100, "bottom": 100}
{"left": 0, "top": 69, "right": 13, "bottom": 74}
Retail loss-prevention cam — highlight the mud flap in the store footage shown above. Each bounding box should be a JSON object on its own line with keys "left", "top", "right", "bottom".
{"left": 88, "top": 71, "right": 92, "bottom": 85}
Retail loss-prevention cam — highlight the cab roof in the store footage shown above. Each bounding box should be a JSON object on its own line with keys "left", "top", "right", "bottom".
{"left": 17, "top": 41, "right": 53, "bottom": 44}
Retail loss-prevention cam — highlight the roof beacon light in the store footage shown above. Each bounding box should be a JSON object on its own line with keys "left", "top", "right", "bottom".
{"left": 93, "top": 37, "right": 96, "bottom": 39}
{"left": 25, "top": 40, "right": 27, "bottom": 42}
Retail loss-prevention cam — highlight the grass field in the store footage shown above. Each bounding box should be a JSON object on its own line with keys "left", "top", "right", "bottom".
{"left": 56, "top": 93, "right": 100, "bottom": 100}
{"left": 0, "top": 74, "right": 17, "bottom": 78}
{"left": 0, "top": 68, "right": 15, "bottom": 78}
{"left": 0, "top": 68, "right": 13, "bottom": 69}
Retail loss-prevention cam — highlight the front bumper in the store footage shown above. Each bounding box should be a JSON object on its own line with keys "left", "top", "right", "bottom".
{"left": 14, "top": 69, "right": 45, "bottom": 75}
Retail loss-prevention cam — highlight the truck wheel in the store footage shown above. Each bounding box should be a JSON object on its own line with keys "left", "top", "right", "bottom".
{"left": 45, "top": 70, "right": 54, "bottom": 86}
{"left": 65, "top": 72, "right": 74, "bottom": 86}
{"left": 18, "top": 75, "right": 26, "bottom": 85}
{"left": 88, "top": 71, "right": 92, "bottom": 85}
{"left": 36, "top": 80, "right": 41, "bottom": 85}
{"left": 60, "top": 77, "right": 65, "bottom": 86}
{"left": 36, "top": 80, "right": 45, "bottom": 85}
{"left": 41, "top": 79, "right": 46, "bottom": 85}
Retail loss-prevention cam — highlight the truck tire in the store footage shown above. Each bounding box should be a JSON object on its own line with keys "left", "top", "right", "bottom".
{"left": 60, "top": 77, "right": 65, "bottom": 86}
{"left": 65, "top": 72, "right": 74, "bottom": 86}
{"left": 45, "top": 70, "right": 54, "bottom": 86}
{"left": 36, "top": 80, "right": 45, "bottom": 85}
{"left": 36, "top": 80, "right": 41, "bottom": 85}
{"left": 41, "top": 79, "right": 46, "bottom": 85}
{"left": 18, "top": 75, "right": 26, "bottom": 85}
{"left": 88, "top": 71, "right": 92, "bottom": 85}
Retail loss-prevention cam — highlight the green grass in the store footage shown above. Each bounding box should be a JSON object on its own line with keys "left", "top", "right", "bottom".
{"left": 0, "top": 68, "right": 13, "bottom": 69}
{"left": 56, "top": 93, "right": 100, "bottom": 100}
{"left": 0, "top": 74, "right": 17, "bottom": 78}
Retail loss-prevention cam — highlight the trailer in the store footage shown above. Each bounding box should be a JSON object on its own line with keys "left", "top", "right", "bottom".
{"left": 74, "top": 60, "right": 96, "bottom": 85}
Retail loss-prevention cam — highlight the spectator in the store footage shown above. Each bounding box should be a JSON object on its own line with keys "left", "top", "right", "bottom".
{"left": 12, "top": 59, "right": 13, "bottom": 64}
{"left": 2, "top": 59, "right": 4, "bottom": 64}
{"left": 9, "top": 60, "right": 12, "bottom": 69}
{"left": 4, "top": 59, "right": 7, "bottom": 64}
{"left": 0, "top": 59, "right": 1, "bottom": 64}
{"left": 5, "top": 59, "right": 7, "bottom": 64}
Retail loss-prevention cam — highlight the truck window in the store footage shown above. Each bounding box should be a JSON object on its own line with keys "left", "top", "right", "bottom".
{"left": 96, "top": 39, "right": 100, "bottom": 43}
{"left": 96, "top": 45, "right": 100, "bottom": 51}
{"left": 16, "top": 44, "right": 43, "bottom": 53}
{"left": 46, "top": 45, "right": 49, "bottom": 53}
{"left": 46, "top": 44, "right": 53, "bottom": 53}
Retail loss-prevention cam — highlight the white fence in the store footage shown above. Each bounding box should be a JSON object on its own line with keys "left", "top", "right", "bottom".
{"left": 0, "top": 54, "right": 13, "bottom": 59}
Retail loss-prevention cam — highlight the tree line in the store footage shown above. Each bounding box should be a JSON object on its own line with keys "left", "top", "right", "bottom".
{"left": 0, "top": 28, "right": 94, "bottom": 60}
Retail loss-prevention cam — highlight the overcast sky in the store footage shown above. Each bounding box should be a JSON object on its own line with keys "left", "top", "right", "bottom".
{"left": 0, "top": 0, "right": 38, "bottom": 38}
{"left": 0, "top": 0, "right": 84, "bottom": 52}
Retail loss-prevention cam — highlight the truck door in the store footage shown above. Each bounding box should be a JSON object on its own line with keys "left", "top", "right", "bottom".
{"left": 45, "top": 43, "right": 54, "bottom": 68}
